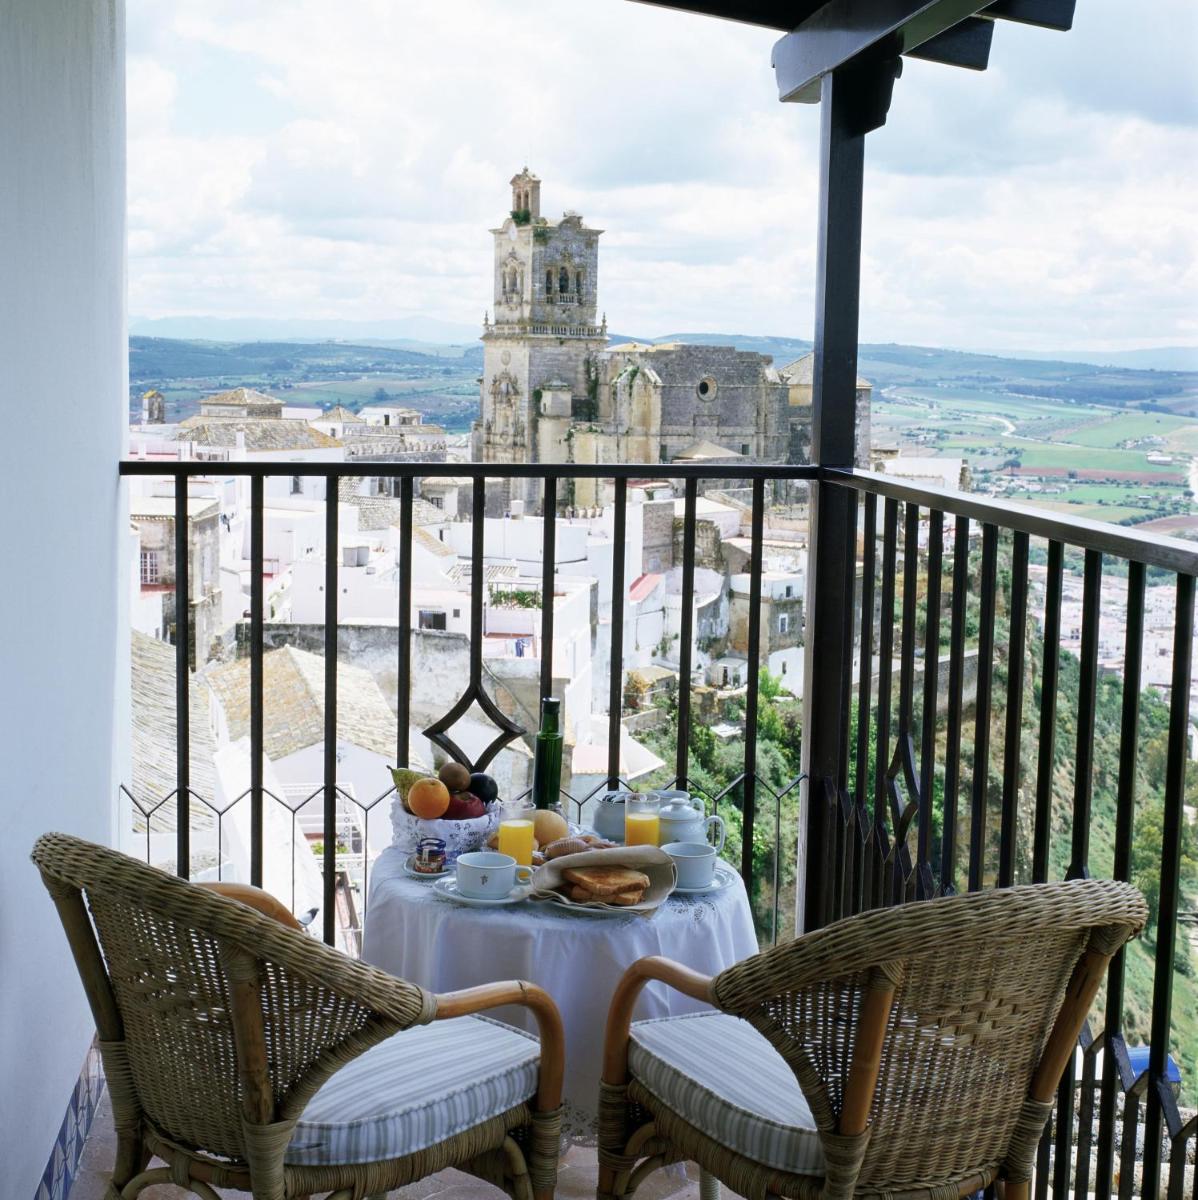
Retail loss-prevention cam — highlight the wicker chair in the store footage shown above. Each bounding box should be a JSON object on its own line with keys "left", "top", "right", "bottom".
{"left": 32, "top": 833, "right": 564, "bottom": 1200}
{"left": 597, "top": 879, "right": 1145, "bottom": 1200}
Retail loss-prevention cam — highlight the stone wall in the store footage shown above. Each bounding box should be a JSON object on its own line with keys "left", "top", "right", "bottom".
{"left": 673, "top": 516, "right": 724, "bottom": 572}
{"left": 641, "top": 498, "right": 675, "bottom": 572}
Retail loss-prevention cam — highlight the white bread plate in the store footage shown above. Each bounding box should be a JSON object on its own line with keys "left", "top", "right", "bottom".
{"left": 530, "top": 845, "right": 676, "bottom": 915}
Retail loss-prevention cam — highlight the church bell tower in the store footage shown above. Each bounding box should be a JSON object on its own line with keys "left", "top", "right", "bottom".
{"left": 473, "top": 169, "right": 606, "bottom": 512}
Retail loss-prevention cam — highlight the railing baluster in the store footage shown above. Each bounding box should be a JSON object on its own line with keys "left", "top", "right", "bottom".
{"left": 1069, "top": 549, "right": 1103, "bottom": 880}
{"left": 838, "top": 490, "right": 859, "bottom": 788}
{"left": 741, "top": 478, "right": 765, "bottom": 882}
{"left": 607, "top": 478, "right": 627, "bottom": 789}
{"left": 998, "top": 529, "right": 1028, "bottom": 888}
{"left": 1142, "top": 571, "right": 1195, "bottom": 1198}
{"left": 540, "top": 475, "right": 557, "bottom": 704}
{"left": 1094, "top": 559, "right": 1144, "bottom": 1200}
{"left": 396, "top": 476, "right": 413, "bottom": 768}
{"left": 941, "top": 515, "right": 969, "bottom": 895}
{"left": 249, "top": 474, "right": 264, "bottom": 887}
{"left": 676, "top": 478, "right": 698, "bottom": 789}
{"left": 969, "top": 523, "right": 998, "bottom": 893}
{"left": 322, "top": 472, "right": 339, "bottom": 946}
{"left": 1054, "top": 549, "right": 1103, "bottom": 1194}
{"left": 918, "top": 509, "right": 942, "bottom": 897}
{"left": 1074, "top": 1025, "right": 1097, "bottom": 1200}
{"left": 875, "top": 498, "right": 899, "bottom": 825}
{"left": 173, "top": 475, "right": 190, "bottom": 878}
{"left": 854, "top": 492, "right": 877, "bottom": 811}
{"left": 898, "top": 501, "right": 919, "bottom": 744}
{"left": 1033, "top": 539, "right": 1063, "bottom": 885}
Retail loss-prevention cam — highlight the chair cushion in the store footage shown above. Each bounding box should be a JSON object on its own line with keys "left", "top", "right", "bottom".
{"left": 629, "top": 1011, "right": 825, "bottom": 1176}
{"left": 285, "top": 1015, "right": 540, "bottom": 1165}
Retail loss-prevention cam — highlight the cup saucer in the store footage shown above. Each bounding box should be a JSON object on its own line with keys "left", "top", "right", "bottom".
{"left": 671, "top": 863, "right": 737, "bottom": 895}
{"left": 432, "top": 877, "right": 531, "bottom": 906}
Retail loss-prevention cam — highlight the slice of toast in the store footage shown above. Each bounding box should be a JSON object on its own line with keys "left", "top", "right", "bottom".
{"left": 566, "top": 883, "right": 645, "bottom": 905}
{"left": 562, "top": 865, "right": 651, "bottom": 896}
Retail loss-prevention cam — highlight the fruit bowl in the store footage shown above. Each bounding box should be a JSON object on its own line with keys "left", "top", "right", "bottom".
{"left": 389, "top": 766, "right": 501, "bottom": 864}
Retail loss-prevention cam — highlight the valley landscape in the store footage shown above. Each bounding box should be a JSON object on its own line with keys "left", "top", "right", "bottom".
{"left": 131, "top": 331, "right": 1198, "bottom": 532}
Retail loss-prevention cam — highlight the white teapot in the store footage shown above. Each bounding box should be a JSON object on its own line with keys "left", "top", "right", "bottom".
{"left": 655, "top": 791, "right": 726, "bottom": 852}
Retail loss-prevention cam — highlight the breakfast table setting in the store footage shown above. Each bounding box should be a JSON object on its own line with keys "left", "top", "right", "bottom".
{"left": 362, "top": 701, "right": 760, "bottom": 1141}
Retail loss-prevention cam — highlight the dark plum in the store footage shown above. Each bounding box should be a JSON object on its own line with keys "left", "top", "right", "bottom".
{"left": 469, "top": 772, "right": 499, "bottom": 804}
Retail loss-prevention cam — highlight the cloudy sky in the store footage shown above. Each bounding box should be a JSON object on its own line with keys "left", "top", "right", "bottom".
{"left": 127, "top": 0, "right": 1196, "bottom": 353}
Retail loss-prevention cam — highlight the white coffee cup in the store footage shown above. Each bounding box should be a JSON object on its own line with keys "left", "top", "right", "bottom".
{"left": 455, "top": 851, "right": 533, "bottom": 900}
{"left": 663, "top": 842, "right": 718, "bottom": 890}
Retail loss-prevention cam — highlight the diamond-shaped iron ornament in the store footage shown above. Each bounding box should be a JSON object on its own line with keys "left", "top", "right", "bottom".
{"left": 422, "top": 681, "right": 525, "bottom": 774}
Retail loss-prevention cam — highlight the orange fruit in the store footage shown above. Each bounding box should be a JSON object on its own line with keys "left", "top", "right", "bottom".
{"left": 408, "top": 777, "right": 451, "bottom": 820}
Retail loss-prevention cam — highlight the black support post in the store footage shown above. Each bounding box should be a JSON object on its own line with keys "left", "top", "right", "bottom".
{"left": 801, "top": 66, "right": 866, "bottom": 933}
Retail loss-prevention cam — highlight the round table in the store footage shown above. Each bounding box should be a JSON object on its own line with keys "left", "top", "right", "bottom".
{"left": 362, "top": 845, "right": 760, "bottom": 1142}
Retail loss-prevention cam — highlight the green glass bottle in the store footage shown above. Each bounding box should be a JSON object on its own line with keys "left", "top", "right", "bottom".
{"left": 531, "top": 697, "right": 563, "bottom": 811}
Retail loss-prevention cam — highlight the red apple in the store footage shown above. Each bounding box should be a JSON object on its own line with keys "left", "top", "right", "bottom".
{"left": 443, "top": 791, "right": 486, "bottom": 820}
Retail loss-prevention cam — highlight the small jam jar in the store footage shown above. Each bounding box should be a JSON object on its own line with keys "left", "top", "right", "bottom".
{"left": 413, "top": 836, "right": 447, "bottom": 875}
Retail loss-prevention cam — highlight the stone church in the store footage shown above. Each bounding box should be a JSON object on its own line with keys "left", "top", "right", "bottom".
{"left": 472, "top": 169, "right": 870, "bottom": 511}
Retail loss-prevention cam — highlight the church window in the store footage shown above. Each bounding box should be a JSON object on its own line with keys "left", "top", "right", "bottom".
{"left": 779, "top": 613, "right": 789, "bottom": 635}
{"left": 697, "top": 376, "right": 717, "bottom": 401}
{"left": 290, "top": 475, "right": 303, "bottom": 495}
{"left": 741, "top": 443, "right": 750, "bottom": 455}
{"left": 545, "top": 269, "right": 554, "bottom": 294}
{"left": 559, "top": 266, "right": 570, "bottom": 293}
{"left": 575, "top": 269, "right": 583, "bottom": 294}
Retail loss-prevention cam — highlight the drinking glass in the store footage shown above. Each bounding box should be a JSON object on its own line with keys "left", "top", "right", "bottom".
{"left": 624, "top": 794, "right": 661, "bottom": 846}
{"left": 497, "top": 801, "right": 536, "bottom": 865}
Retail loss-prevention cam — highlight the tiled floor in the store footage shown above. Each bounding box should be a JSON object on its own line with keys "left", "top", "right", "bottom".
{"left": 71, "top": 1092, "right": 732, "bottom": 1200}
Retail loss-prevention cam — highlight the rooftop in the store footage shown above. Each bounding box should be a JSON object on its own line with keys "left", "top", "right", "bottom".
{"left": 177, "top": 418, "right": 341, "bottom": 451}
{"left": 206, "top": 645, "right": 396, "bottom": 760}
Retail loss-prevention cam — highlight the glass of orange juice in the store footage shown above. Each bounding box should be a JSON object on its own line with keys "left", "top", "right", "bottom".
{"left": 624, "top": 794, "right": 661, "bottom": 846}
{"left": 497, "top": 801, "right": 536, "bottom": 866}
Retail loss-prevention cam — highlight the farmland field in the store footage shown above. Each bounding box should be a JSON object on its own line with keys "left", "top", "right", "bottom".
{"left": 874, "top": 385, "right": 1198, "bottom": 528}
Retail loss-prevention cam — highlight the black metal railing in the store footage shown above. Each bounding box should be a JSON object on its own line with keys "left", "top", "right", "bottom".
{"left": 119, "top": 459, "right": 816, "bottom": 949}
{"left": 119, "top": 456, "right": 1198, "bottom": 1193}
{"left": 812, "top": 467, "right": 1198, "bottom": 1200}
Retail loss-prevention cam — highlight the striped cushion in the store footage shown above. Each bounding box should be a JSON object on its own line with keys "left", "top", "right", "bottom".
{"left": 629, "top": 1011, "right": 824, "bottom": 1176}
{"left": 285, "top": 1015, "right": 540, "bottom": 1165}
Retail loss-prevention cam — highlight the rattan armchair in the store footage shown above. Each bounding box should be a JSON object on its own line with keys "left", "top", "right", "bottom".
{"left": 598, "top": 879, "right": 1145, "bottom": 1200}
{"left": 32, "top": 833, "right": 564, "bottom": 1200}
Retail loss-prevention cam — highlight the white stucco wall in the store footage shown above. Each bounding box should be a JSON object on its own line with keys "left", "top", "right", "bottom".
{"left": 0, "top": 1, "right": 127, "bottom": 1192}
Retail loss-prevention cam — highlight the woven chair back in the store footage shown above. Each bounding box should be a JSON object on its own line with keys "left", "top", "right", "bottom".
{"left": 32, "top": 833, "right": 429, "bottom": 1162}
{"left": 712, "top": 879, "right": 1145, "bottom": 1194}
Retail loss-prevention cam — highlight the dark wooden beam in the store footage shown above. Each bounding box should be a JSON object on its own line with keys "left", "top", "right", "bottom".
{"left": 984, "top": 0, "right": 1074, "bottom": 30}
{"left": 626, "top": 0, "right": 823, "bottom": 32}
{"left": 772, "top": 0, "right": 990, "bottom": 103}
{"left": 905, "top": 15, "right": 993, "bottom": 71}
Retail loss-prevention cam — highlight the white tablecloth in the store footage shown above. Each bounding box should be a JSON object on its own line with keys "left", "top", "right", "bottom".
{"left": 362, "top": 845, "right": 760, "bottom": 1141}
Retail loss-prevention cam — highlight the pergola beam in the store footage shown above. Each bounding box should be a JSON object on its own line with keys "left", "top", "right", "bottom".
{"left": 773, "top": 0, "right": 991, "bottom": 104}
{"left": 983, "top": 0, "right": 1075, "bottom": 30}
{"left": 628, "top": 0, "right": 1073, "bottom": 33}
{"left": 905, "top": 15, "right": 993, "bottom": 71}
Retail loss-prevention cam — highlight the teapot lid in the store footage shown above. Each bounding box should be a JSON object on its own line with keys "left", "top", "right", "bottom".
{"left": 658, "top": 795, "right": 701, "bottom": 817}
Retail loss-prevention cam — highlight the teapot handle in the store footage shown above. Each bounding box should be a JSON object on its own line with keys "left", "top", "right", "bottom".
{"left": 705, "top": 814, "right": 726, "bottom": 853}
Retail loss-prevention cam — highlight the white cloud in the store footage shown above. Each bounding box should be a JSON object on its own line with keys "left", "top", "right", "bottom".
{"left": 126, "top": 0, "right": 1197, "bottom": 351}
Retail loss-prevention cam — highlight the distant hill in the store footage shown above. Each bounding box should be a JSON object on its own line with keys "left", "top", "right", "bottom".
{"left": 127, "top": 332, "right": 1198, "bottom": 423}
{"left": 130, "top": 314, "right": 480, "bottom": 344}
{"left": 987, "top": 346, "right": 1198, "bottom": 372}
{"left": 129, "top": 336, "right": 482, "bottom": 386}
{"left": 625, "top": 333, "right": 1198, "bottom": 414}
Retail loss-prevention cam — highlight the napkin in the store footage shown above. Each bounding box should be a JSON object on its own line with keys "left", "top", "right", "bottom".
{"left": 531, "top": 845, "right": 677, "bottom": 915}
